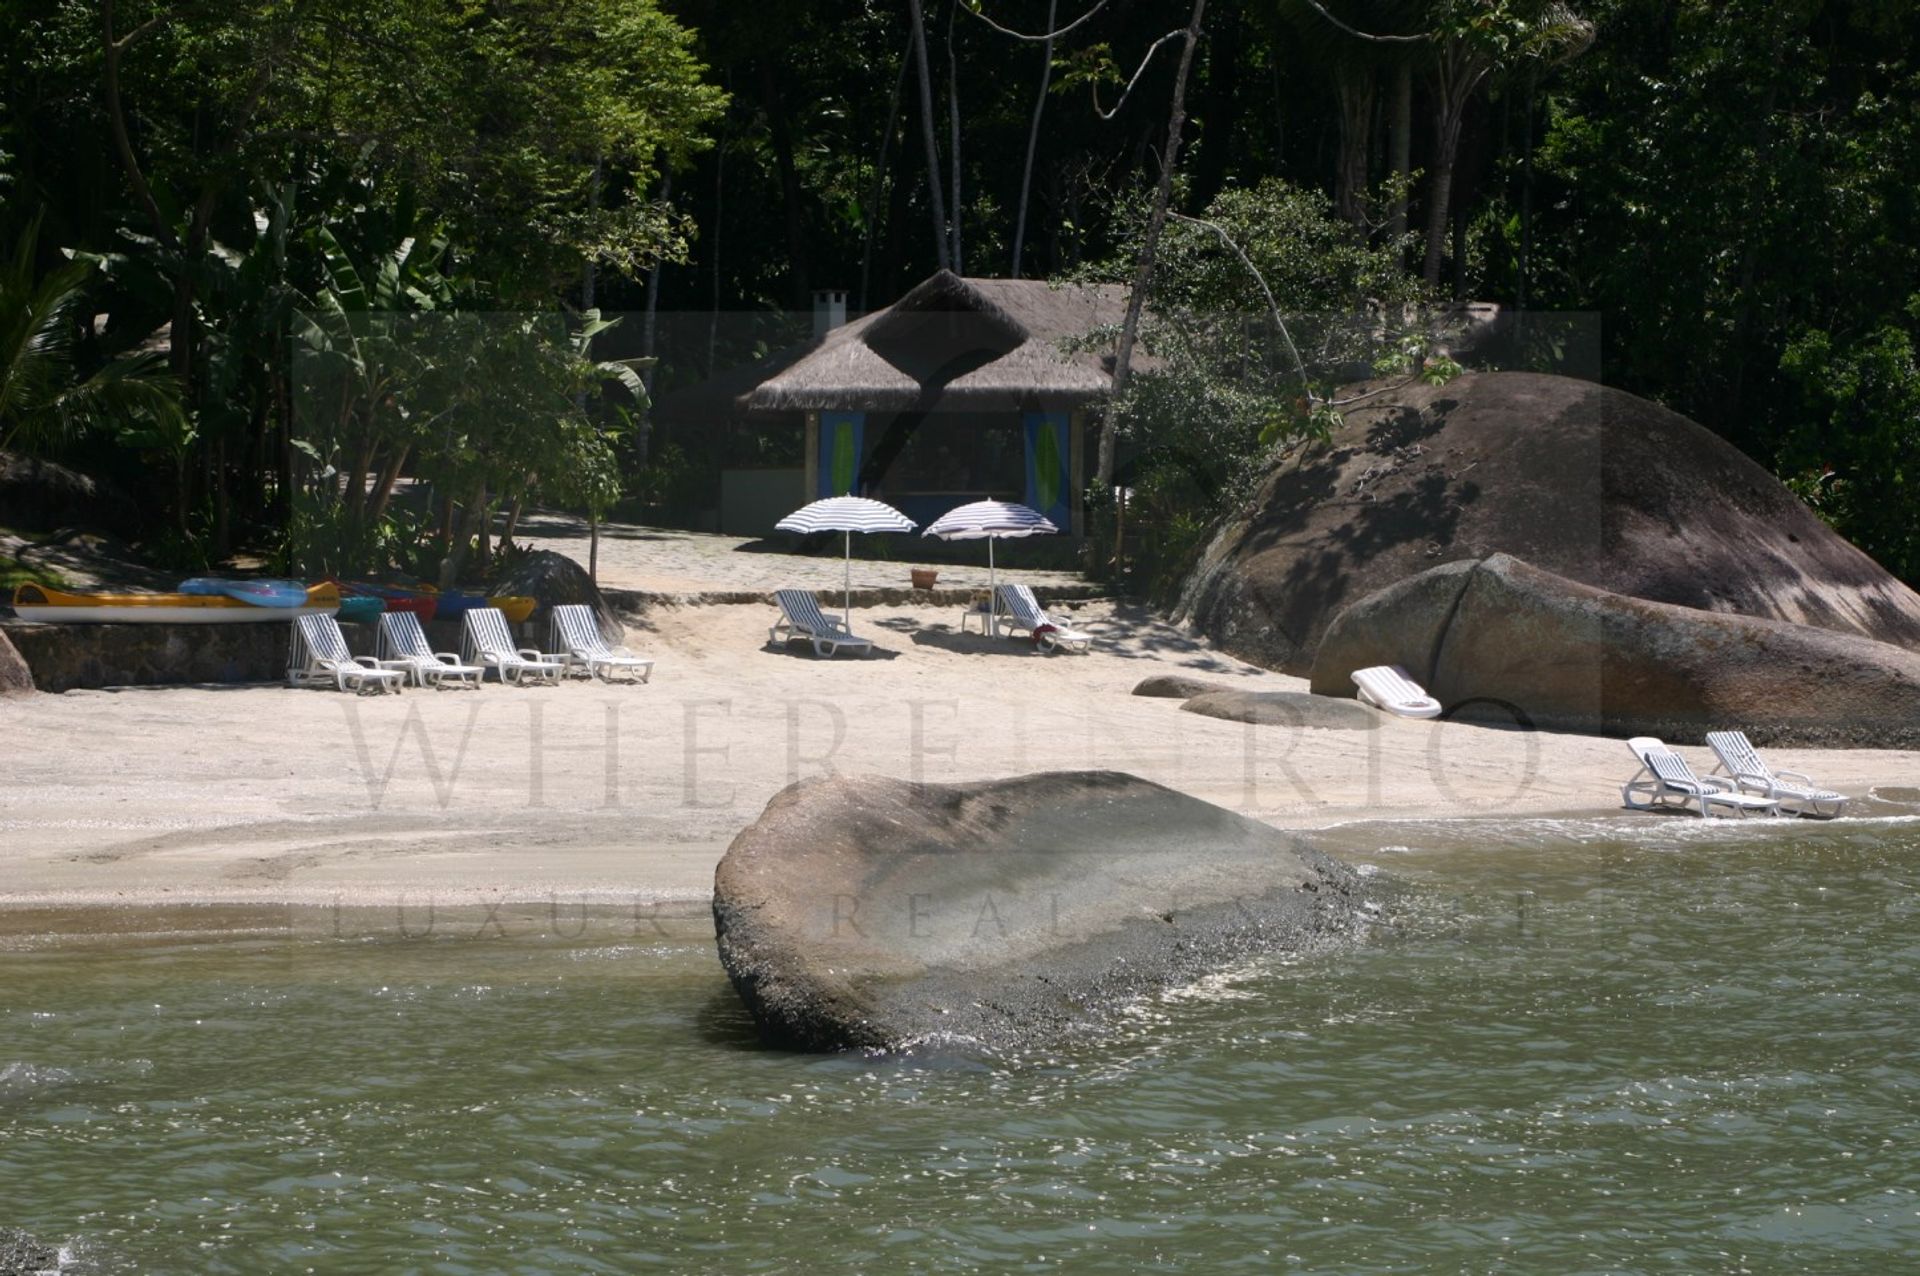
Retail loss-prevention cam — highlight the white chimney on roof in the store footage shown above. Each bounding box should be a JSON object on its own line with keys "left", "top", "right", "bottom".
{"left": 812, "top": 289, "right": 848, "bottom": 340}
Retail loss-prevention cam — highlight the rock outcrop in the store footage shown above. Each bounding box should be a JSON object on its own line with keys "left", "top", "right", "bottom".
{"left": 0, "top": 1229, "right": 59, "bottom": 1276}
{"left": 1179, "top": 372, "right": 1920, "bottom": 674}
{"left": 0, "top": 450, "right": 137, "bottom": 535}
{"left": 492, "top": 549, "right": 619, "bottom": 631}
{"left": 1310, "top": 553, "right": 1920, "bottom": 748}
{"left": 0, "top": 629, "right": 32, "bottom": 695}
{"left": 1179, "top": 690, "right": 1379, "bottom": 731}
{"left": 713, "top": 771, "right": 1375, "bottom": 1052}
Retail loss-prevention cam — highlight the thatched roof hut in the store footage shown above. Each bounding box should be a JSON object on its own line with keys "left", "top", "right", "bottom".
{"left": 741, "top": 271, "right": 1128, "bottom": 414}
{"left": 656, "top": 271, "right": 1132, "bottom": 539}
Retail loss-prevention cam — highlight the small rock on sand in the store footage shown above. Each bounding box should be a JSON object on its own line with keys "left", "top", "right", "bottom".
{"left": 1131, "top": 673, "right": 1237, "bottom": 699}
{"left": 1180, "top": 689, "right": 1380, "bottom": 730}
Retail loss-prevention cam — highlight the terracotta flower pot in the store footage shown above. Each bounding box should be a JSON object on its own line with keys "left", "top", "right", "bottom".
{"left": 910, "top": 568, "right": 939, "bottom": 590}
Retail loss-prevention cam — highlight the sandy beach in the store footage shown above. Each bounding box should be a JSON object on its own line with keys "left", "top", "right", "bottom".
{"left": 4, "top": 596, "right": 1915, "bottom": 921}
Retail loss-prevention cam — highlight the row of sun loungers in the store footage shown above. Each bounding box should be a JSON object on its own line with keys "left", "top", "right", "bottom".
{"left": 287, "top": 598, "right": 1855, "bottom": 822}
{"left": 772, "top": 583, "right": 1093, "bottom": 658}
{"left": 289, "top": 606, "right": 654, "bottom": 693}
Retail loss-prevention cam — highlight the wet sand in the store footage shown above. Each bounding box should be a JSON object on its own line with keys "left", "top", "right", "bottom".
{"left": 4, "top": 599, "right": 1915, "bottom": 927}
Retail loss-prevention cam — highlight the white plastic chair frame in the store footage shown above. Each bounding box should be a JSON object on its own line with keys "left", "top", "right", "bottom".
{"left": 1706, "top": 730, "right": 1846, "bottom": 818}
{"left": 460, "top": 607, "right": 566, "bottom": 685}
{"left": 768, "top": 589, "right": 872, "bottom": 658}
{"left": 550, "top": 604, "right": 655, "bottom": 683}
{"left": 995, "top": 583, "right": 1092, "bottom": 654}
{"left": 1621, "top": 737, "right": 1781, "bottom": 818}
{"left": 376, "top": 611, "right": 485, "bottom": 689}
{"left": 289, "top": 613, "right": 405, "bottom": 694}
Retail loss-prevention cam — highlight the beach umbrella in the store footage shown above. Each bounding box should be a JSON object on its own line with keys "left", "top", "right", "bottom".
{"left": 776, "top": 495, "right": 917, "bottom": 625}
{"left": 922, "top": 500, "right": 1059, "bottom": 629}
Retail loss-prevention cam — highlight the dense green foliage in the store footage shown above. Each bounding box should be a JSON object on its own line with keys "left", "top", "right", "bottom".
{"left": 1, "top": 0, "right": 718, "bottom": 575}
{"left": 3, "top": 0, "right": 1918, "bottom": 588}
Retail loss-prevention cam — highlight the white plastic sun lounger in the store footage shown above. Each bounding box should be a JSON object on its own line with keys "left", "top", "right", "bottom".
{"left": 376, "top": 610, "right": 485, "bottom": 689}
{"left": 1350, "top": 665, "right": 1443, "bottom": 719}
{"left": 1706, "top": 730, "right": 1846, "bottom": 818}
{"left": 460, "top": 606, "right": 566, "bottom": 685}
{"left": 289, "top": 613, "right": 405, "bottom": 694}
{"left": 769, "top": 589, "right": 871, "bottom": 658}
{"left": 1621, "top": 737, "right": 1781, "bottom": 818}
{"left": 550, "top": 604, "right": 655, "bottom": 683}
{"left": 995, "top": 583, "right": 1092, "bottom": 653}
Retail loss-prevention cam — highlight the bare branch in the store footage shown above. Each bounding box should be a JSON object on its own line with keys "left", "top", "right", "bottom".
{"left": 112, "top": 13, "right": 169, "bottom": 52}
{"left": 1092, "top": 29, "right": 1185, "bottom": 121}
{"left": 962, "top": 0, "right": 1110, "bottom": 43}
{"left": 1167, "top": 212, "right": 1316, "bottom": 407}
{"left": 1295, "top": 0, "right": 1429, "bottom": 45}
{"left": 101, "top": 0, "right": 179, "bottom": 252}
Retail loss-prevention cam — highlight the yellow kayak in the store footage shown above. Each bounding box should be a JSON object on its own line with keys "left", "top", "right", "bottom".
{"left": 403, "top": 585, "right": 537, "bottom": 625}
{"left": 12, "top": 582, "right": 341, "bottom": 624}
{"left": 490, "top": 595, "right": 536, "bottom": 624}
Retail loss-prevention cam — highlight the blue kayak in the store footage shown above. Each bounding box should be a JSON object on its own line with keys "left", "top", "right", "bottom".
{"left": 179, "top": 578, "right": 313, "bottom": 609}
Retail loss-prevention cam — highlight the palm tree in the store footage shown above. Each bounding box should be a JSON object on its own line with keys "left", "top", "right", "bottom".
{"left": 0, "top": 215, "right": 188, "bottom": 461}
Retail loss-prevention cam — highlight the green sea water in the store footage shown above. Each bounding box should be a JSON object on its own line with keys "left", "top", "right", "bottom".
{"left": 3, "top": 818, "right": 1918, "bottom": 1273}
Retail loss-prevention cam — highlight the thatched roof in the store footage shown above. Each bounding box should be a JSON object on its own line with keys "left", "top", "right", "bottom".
{"left": 731, "top": 272, "right": 1130, "bottom": 415}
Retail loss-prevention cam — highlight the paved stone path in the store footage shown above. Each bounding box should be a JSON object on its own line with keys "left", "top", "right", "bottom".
{"left": 513, "top": 512, "right": 1091, "bottom": 599}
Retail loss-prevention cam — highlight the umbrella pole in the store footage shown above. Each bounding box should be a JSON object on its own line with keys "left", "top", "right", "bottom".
{"left": 844, "top": 530, "right": 853, "bottom": 628}
{"left": 988, "top": 537, "right": 997, "bottom": 636}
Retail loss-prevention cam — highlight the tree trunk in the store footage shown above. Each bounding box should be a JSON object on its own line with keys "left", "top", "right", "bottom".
{"left": 906, "top": 0, "right": 952, "bottom": 271}
{"left": 589, "top": 511, "right": 601, "bottom": 584}
{"left": 1333, "top": 69, "right": 1376, "bottom": 229}
{"left": 1517, "top": 68, "right": 1536, "bottom": 313}
{"left": 501, "top": 493, "right": 526, "bottom": 547}
{"left": 1422, "top": 55, "right": 1482, "bottom": 287}
{"left": 367, "top": 444, "right": 411, "bottom": 529}
{"left": 1452, "top": 188, "right": 1469, "bottom": 299}
{"left": 760, "top": 65, "right": 809, "bottom": 308}
{"left": 438, "top": 482, "right": 486, "bottom": 590}
{"left": 1010, "top": 0, "right": 1057, "bottom": 279}
{"left": 861, "top": 40, "right": 911, "bottom": 305}
{"left": 1387, "top": 63, "right": 1412, "bottom": 246}
{"left": 1190, "top": 0, "right": 1245, "bottom": 208}
{"left": 212, "top": 435, "right": 229, "bottom": 557}
{"left": 638, "top": 175, "right": 668, "bottom": 468}
{"left": 944, "top": 0, "right": 964, "bottom": 272}
{"left": 1099, "top": 0, "right": 1208, "bottom": 494}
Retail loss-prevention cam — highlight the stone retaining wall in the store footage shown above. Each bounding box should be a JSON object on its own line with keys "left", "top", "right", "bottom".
{"left": 1, "top": 618, "right": 504, "bottom": 693}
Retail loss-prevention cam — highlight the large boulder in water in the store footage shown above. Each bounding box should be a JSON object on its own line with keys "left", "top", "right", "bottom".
{"left": 1178, "top": 371, "right": 1920, "bottom": 674}
{"left": 713, "top": 771, "right": 1374, "bottom": 1052}
{"left": 1309, "top": 552, "right": 1920, "bottom": 748}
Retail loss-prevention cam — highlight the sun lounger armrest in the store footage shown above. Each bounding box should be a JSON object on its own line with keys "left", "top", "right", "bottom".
{"left": 433, "top": 652, "right": 465, "bottom": 665}
{"left": 351, "top": 656, "right": 384, "bottom": 670}
{"left": 1774, "top": 768, "right": 1815, "bottom": 785}
{"left": 517, "top": 647, "right": 547, "bottom": 661}
{"left": 1697, "top": 775, "right": 1739, "bottom": 792}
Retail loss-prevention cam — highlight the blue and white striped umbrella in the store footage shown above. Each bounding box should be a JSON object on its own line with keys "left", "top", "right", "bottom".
{"left": 776, "top": 496, "right": 917, "bottom": 625}
{"left": 923, "top": 500, "right": 1060, "bottom": 630}
{"left": 922, "top": 500, "right": 1059, "bottom": 542}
